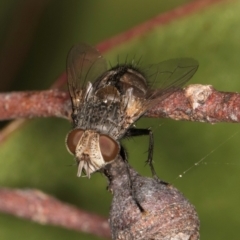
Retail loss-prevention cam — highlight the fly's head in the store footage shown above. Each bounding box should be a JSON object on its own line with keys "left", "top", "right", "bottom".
{"left": 66, "top": 129, "right": 120, "bottom": 177}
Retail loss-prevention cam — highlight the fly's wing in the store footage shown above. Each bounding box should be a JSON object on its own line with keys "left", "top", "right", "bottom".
{"left": 122, "top": 58, "right": 198, "bottom": 126}
{"left": 142, "top": 58, "right": 198, "bottom": 109}
{"left": 67, "top": 43, "right": 108, "bottom": 110}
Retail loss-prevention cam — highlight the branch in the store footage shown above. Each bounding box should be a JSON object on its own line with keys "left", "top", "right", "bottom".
{"left": 0, "top": 89, "right": 71, "bottom": 121}
{"left": 147, "top": 84, "right": 240, "bottom": 123}
{"left": 1, "top": 85, "right": 240, "bottom": 123}
{"left": 0, "top": 188, "right": 111, "bottom": 239}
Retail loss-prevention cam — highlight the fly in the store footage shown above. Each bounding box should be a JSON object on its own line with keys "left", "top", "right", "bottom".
{"left": 65, "top": 43, "right": 198, "bottom": 178}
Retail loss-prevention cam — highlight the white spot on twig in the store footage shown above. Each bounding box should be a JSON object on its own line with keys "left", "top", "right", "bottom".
{"left": 185, "top": 84, "right": 213, "bottom": 110}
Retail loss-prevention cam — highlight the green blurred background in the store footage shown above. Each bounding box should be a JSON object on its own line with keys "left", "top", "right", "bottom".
{"left": 0, "top": 0, "right": 240, "bottom": 239}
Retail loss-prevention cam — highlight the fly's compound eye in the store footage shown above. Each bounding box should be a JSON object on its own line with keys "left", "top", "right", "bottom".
{"left": 99, "top": 135, "right": 119, "bottom": 162}
{"left": 66, "top": 129, "right": 84, "bottom": 154}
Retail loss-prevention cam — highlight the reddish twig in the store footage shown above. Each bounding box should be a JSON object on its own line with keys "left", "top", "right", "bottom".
{"left": 147, "top": 84, "right": 240, "bottom": 123}
{"left": 0, "top": 188, "right": 111, "bottom": 239}
{"left": 1, "top": 85, "right": 240, "bottom": 123}
{"left": 0, "top": 89, "right": 71, "bottom": 121}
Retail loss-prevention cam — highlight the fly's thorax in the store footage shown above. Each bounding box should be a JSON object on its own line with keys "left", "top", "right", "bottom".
{"left": 72, "top": 92, "right": 125, "bottom": 139}
{"left": 66, "top": 129, "right": 120, "bottom": 177}
{"left": 93, "top": 65, "right": 151, "bottom": 137}
{"left": 71, "top": 64, "right": 151, "bottom": 140}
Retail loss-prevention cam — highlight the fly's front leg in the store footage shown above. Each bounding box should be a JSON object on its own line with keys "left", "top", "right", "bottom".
{"left": 125, "top": 128, "right": 158, "bottom": 179}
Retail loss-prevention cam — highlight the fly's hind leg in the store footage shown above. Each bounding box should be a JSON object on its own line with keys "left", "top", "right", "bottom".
{"left": 119, "top": 147, "right": 145, "bottom": 213}
{"left": 125, "top": 128, "right": 165, "bottom": 183}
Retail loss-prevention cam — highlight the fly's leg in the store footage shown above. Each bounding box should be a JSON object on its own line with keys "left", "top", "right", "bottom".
{"left": 120, "top": 147, "right": 145, "bottom": 213}
{"left": 126, "top": 128, "right": 169, "bottom": 185}
{"left": 125, "top": 128, "right": 160, "bottom": 181}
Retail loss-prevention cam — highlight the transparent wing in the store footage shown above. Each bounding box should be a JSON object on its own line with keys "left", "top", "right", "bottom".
{"left": 143, "top": 58, "right": 198, "bottom": 105}
{"left": 67, "top": 43, "right": 108, "bottom": 108}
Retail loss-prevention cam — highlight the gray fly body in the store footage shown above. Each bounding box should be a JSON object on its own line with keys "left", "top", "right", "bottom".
{"left": 66, "top": 43, "right": 198, "bottom": 178}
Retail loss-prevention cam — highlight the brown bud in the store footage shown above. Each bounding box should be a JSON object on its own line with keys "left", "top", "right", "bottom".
{"left": 104, "top": 156, "right": 200, "bottom": 240}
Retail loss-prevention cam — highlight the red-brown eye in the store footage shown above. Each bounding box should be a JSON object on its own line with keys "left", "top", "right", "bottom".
{"left": 66, "top": 129, "right": 84, "bottom": 154}
{"left": 99, "top": 135, "right": 119, "bottom": 162}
